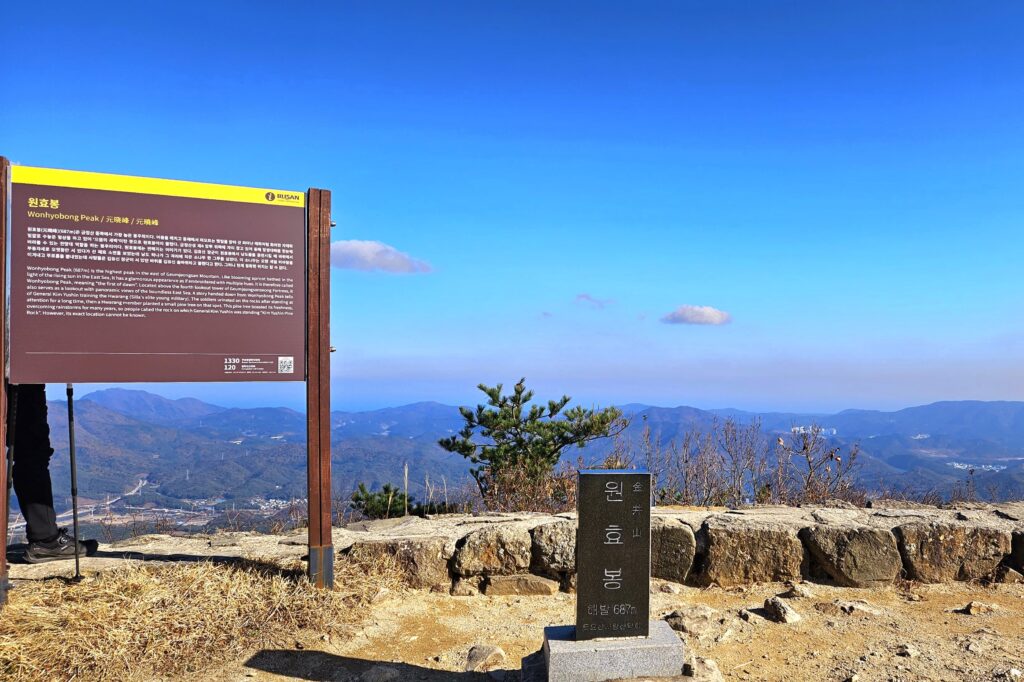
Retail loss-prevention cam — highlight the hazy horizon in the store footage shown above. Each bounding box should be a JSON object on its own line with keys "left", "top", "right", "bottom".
{"left": 52, "top": 382, "right": 1024, "bottom": 418}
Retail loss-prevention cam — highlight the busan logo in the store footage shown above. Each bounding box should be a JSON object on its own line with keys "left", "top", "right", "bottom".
{"left": 265, "top": 192, "right": 276, "bottom": 202}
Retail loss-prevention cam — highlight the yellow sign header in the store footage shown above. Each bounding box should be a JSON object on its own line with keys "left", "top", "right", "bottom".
{"left": 11, "top": 165, "right": 306, "bottom": 208}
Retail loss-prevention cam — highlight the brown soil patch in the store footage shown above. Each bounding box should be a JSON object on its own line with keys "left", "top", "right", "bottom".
{"left": 206, "top": 579, "right": 1024, "bottom": 681}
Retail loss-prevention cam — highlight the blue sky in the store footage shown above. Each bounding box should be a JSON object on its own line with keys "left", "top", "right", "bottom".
{"left": 3, "top": 2, "right": 1023, "bottom": 412}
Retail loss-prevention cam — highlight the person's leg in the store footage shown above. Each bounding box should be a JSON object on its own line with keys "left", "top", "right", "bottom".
{"left": 9, "top": 384, "right": 59, "bottom": 543}
{"left": 9, "top": 384, "right": 98, "bottom": 563}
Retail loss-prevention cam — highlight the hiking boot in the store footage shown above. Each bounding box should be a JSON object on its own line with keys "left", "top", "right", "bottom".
{"left": 24, "top": 529, "right": 99, "bottom": 564}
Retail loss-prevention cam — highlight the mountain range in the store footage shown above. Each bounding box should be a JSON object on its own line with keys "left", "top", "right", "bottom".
{"left": 32, "top": 389, "right": 1024, "bottom": 510}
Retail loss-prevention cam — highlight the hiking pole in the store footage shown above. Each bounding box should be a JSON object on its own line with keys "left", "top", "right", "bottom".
{"left": 66, "top": 384, "right": 82, "bottom": 583}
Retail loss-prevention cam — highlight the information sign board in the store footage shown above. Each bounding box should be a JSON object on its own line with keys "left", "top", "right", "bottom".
{"left": 576, "top": 469, "right": 651, "bottom": 640}
{"left": 8, "top": 166, "right": 307, "bottom": 383}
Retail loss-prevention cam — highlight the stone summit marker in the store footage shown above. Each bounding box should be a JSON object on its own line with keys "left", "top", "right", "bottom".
{"left": 541, "top": 470, "right": 686, "bottom": 682}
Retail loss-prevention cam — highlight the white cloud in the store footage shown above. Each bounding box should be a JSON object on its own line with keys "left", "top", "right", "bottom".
{"left": 660, "top": 304, "right": 732, "bottom": 325}
{"left": 575, "top": 293, "right": 613, "bottom": 309}
{"left": 330, "top": 240, "right": 432, "bottom": 274}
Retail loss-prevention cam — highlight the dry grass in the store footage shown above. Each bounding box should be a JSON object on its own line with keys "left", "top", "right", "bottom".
{"left": 0, "top": 554, "right": 404, "bottom": 681}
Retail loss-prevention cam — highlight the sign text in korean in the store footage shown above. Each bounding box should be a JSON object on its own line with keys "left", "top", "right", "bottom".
{"left": 576, "top": 470, "right": 651, "bottom": 640}
{"left": 8, "top": 166, "right": 307, "bottom": 383}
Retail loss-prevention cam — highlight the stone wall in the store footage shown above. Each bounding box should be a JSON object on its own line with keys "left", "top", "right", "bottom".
{"left": 337, "top": 502, "right": 1024, "bottom": 594}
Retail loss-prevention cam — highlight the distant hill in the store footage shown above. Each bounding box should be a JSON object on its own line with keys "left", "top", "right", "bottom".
{"left": 33, "top": 391, "right": 1024, "bottom": 509}
{"left": 82, "top": 388, "right": 227, "bottom": 426}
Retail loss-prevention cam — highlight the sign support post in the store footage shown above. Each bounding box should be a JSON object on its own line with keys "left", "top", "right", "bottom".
{"left": 0, "top": 157, "right": 9, "bottom": 606}
{"left": 305, "top": 188, "right": 333, "bottom": 588}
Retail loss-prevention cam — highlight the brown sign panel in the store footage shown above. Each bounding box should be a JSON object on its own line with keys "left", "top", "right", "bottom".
{"left": 8, "top": 166, "right": 307, "bottom": 383}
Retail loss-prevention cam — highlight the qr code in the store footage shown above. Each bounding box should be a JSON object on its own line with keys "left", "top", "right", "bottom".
{"left": 277, "top": 356, "right": 295, "bottom": 374}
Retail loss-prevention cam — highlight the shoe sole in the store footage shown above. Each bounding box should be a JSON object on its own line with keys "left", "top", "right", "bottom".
{"left": 24, "top": 545, "right": 98, "bottom": 565}
{"left": 23, "top": 552, "right": 81, "bottom": 564}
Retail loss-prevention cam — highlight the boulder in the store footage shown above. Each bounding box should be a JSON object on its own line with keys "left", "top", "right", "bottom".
{"left": 893, "top": 522, "right": 1011, "bottom": 582}
{"left": 346, "top": 536, "right": 450, "bottom": 589}
{"left": 698, "top": 514, "right": 806, "bottom": 586}
{"left": 650, "top": 516, "right": 696, "bottom": 584}
{"left": 685, "top": 657, "right": 725, "bottom": 682}
{"left": 800, "top": 525, "right": 902, "bottom": 587}
{"left": 996, "top": 565, "right": 1023, "bottom": 584}
{"left": 452, "top": 524, "right": 532, "bottom": 576}
{"left": 483, "top": 574, "right": 560, "bottom": 596}
{"left": 763, "top": 596, "right": 802, "bottom": 623}
{"left": 663, "top": 605, "right": 725, "bottom": 644}
{"left": 465, "top": 644, "right": 506, "bottom": 672}
{"left": 530, "top": 519, "right": 576, "bottom": 578}
{"left": 957, "top": 601, "right": 994, "bottom": 615}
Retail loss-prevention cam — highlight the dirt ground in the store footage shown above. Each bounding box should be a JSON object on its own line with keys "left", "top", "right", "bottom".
{"left": 8, "top": 531, "right": 1023, "bottom": 681}
{"left": 208, "top": 578, "right": 1024, "bottom": 682}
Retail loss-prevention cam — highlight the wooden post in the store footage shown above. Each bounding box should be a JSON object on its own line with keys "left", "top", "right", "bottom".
{"left": 306, "top": 188, "right": 333, "bottom": 588}
{"left": 0, "top": 157, "right": 9, "bottom": 606}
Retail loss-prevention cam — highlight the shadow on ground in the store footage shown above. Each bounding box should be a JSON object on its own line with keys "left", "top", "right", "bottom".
{"left": 5, "top": 543, "right": 233, "bottom": 564}
{"left": 5, "top": 544, "right": 304, "bottom": 587}
{"left": 245, "top": 650, "right": 502, "bottom": 681}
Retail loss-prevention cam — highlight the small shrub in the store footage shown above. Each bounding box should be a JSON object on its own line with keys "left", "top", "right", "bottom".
{"left": 351, "top": 483, "right": 410, "bottom": 519}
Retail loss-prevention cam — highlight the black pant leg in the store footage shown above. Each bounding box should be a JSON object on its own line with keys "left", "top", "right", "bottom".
{"left": 7, "top": 384, "right": 58, "bottom": 543}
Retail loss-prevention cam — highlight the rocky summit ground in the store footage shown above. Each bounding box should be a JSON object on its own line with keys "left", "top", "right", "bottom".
{"left": 6, "top": 525, "right": 1024, "bottom": 682}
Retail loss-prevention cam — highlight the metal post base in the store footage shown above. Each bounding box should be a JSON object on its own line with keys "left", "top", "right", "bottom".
{"left": 308, "top": 545, "right": 334, "bottom": 589}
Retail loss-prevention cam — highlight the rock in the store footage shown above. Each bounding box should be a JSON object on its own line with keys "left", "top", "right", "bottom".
{"left": 893, "top": 522, "right": 1011, "bottom": 582}
{"left": 996, "top": 565, "right": 1024, "bottom": 584}
{"left": 684, "top": 656, "right": 725, "bottom": 682}
{"left": 699, "top": 514, "right": 807, "bottom": 586}
{"left": 811, "top": 499, "right": 860, "bottom": 510}
{"left": 651, "top": 516, "right": 697, "bottom": 584}
{"left": 779, "top": 581, "right": 815, "bottom": 599}
{"left": 465, "top": 644, "right": 506, "bottom": 672}
{"left": 896, "top": 644, "right": 919, "bottom": 658}
{"left": 563, "top": 572, "right": 577, "bottom": 593}
{"left": 451, "top": 576, "right": 482, "bottom": 596}
{"left": 957, "top": 601, "right": 993, "bottom": 615}
{"left": 867, "top": 499, "right": 935, "bottom": 510}
{"left": 483, "top": 574, "right": 559, "bottom": 596}
{"left": 347, "top": 536, "right": 450, "bottom": 589}
{"left": 453, "top": 525, "right": 532, "bottom": 576}
{"left": 834, "top": 600, "right": 882, "bottom": 616}
{"left": 763, "top": 596, "right": 802, "bottom": 624}
{"left": 800, "top": 525, "right": 902, "bottom": 587}
{"left": 360, "top": 666, "right": 401, "bottom": 682}
{"left": 664, "top": 604, "right": 725, "bottom": 643}
{"left": 530, "top": 519, "right": 576, "bottom": 578}
{"left": 1012, "top": 531, "right": 1024, "bottom": 573}
{"left": 659, "top": 581, "right": 682, "bottom": 594}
